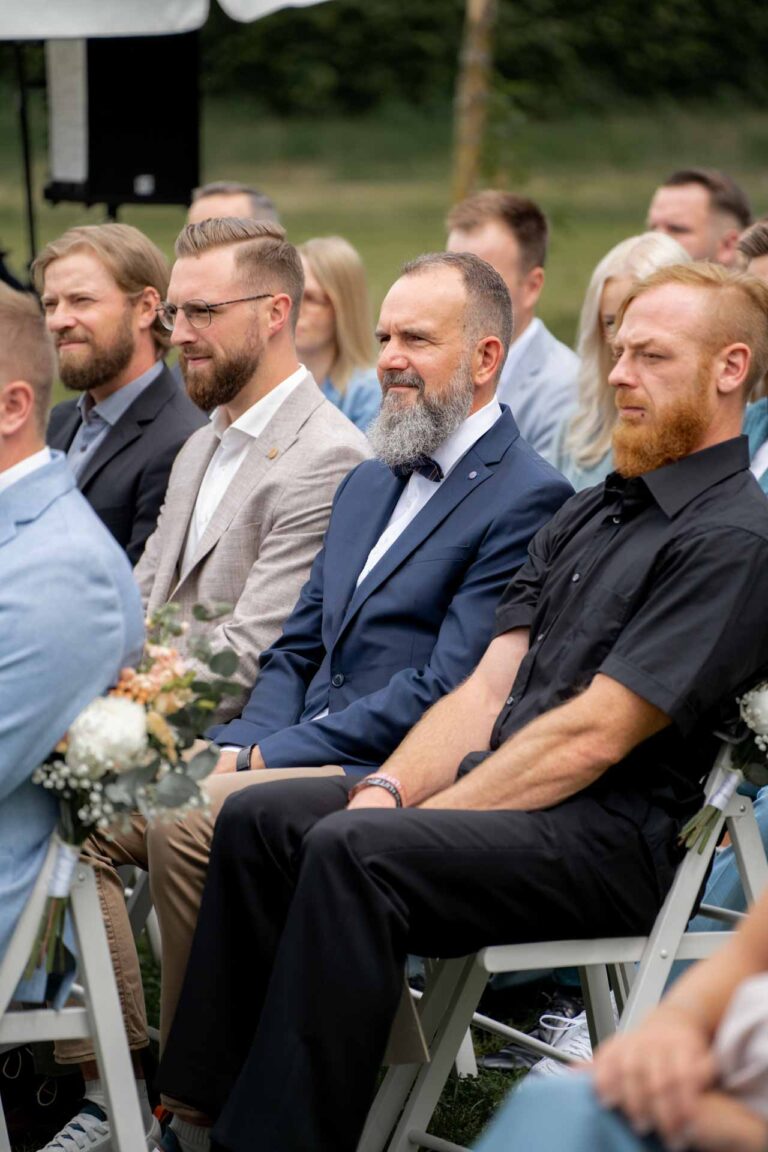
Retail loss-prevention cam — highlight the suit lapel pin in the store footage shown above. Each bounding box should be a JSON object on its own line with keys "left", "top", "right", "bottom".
{"left": 268, "top": 447, "right": 279, "bottom": 460}
{"left": 468, "top": 470, "right": 478, "bottom": 480}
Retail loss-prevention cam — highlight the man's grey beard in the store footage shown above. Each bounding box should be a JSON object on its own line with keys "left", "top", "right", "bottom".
{"left": 367, "top": 367, "right": 474, "bottom": 469}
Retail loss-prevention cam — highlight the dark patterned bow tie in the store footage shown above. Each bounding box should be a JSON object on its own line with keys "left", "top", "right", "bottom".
{"left": 391, "top": 456, "right": 444, "bottom": 483}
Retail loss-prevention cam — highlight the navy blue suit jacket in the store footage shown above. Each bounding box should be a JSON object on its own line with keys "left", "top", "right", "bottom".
{"left": 208, "top": 409, "right": 572, "bottom": 774}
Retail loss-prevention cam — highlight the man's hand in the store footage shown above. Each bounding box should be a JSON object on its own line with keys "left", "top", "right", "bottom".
{"left": 593, "top": 1004, "right": 717, "bottom": 1146}
{"left": 346, "top": 787, "right": 398, "bottom": 811}
{"left": 685, "top": 1093, "right": 768, "bottom": 1152}
{"left": 212, "top": 746, "right": 266, "bottom": 775}
{"left": 212, "top": 750, "right": 238, "bottom": 775}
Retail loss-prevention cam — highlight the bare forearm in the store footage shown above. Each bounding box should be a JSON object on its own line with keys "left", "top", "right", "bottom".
{"left": 423, "top": 698, "right": 611, "bottom": 810}
{"left": 379, "top": 675, "right": 502, "bottom": 805}
{"left": 423, "top": 672, "right": 669, "bottom": 812}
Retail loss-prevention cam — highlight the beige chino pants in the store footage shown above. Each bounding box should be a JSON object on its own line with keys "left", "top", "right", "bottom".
{"left": 54, "top": 766, "right": 345, "bottom": 1065}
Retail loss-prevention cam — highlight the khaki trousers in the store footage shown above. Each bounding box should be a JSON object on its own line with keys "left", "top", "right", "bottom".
{"left": 54, "top": 766, "right": 344, "bottom": 1065}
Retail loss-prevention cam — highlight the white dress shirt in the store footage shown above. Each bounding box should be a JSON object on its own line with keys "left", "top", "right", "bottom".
{"left": 180, "top": 366, "right": 306, "bottom": 578}
{"left": 0, "top": 446, "right": 52, "bottom": 497}
{"left": 356, "top": 398, "right": 502, "bottom": 587}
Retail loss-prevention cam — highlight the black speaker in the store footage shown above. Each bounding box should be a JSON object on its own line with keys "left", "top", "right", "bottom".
{"left": 44, "top": 32, "right": 199, "bottom": 210}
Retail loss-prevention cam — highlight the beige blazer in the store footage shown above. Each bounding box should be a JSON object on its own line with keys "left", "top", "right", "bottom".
{"left": 134, "top": 373, "right": 371, "bottom": 720}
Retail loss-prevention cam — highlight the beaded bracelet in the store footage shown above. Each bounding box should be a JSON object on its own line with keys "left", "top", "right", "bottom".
{"left": 348, "top": 773, "right": 406, "bottom": 807}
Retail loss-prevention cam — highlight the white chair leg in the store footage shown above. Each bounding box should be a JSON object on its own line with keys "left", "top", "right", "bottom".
{"left": 384, "top": 957, "right": 487, "bottom": 1152}
{"left": 579, "top": 964, "right": 615, "bottom": 1047}
{"left": 728, "top": 799, "right": 768, "bottom": 903}
{"left": 453, "top": 1030, "right": 478, "bottom": 1079}
{"left": 358, "top": 960, "right": 476, "bottom": 1152}
{"left": 70, "top": 867, "right": 146, "bottom": 1152}
{"left": 0, "top": 1101, "right": 11, "bottom": 1152}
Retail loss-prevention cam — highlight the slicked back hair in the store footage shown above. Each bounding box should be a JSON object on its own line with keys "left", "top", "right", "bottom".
{"left": 446, "top": 190, "right": 549, "bottom": 271}
{"left": 0, "top": 283, "right": 56, "bottom": 434}
{"left": 661, "top": 168, "right": 752, "bottom": 230}
{"left": 400, "top": 251, "right": 513, "bottom": 381}
{"left": 191, "top": 181, "right": 279, "bottom": 224}
{"left": 174, "top": 218, "right": 304, "bottom": 329}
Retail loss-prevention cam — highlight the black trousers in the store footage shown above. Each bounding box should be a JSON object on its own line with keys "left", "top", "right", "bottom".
{"left": 157, "top": 776, "right": 680, "bottom": 1152}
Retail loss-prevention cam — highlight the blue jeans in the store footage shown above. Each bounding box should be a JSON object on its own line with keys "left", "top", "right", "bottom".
{"left": 475, "top": 1074, "right": 665, "bottom": 1151}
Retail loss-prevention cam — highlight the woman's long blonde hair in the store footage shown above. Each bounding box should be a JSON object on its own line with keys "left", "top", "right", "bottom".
{"left": 565, "top": 232, "right": 690, "bottom": 470}
{"left": 298, "top": 236, "right": 375, "bottom": 395}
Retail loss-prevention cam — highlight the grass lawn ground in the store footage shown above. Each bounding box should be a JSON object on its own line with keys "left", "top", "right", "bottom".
{"left": 3, "top": 93, "right": 768, "bottom": 404}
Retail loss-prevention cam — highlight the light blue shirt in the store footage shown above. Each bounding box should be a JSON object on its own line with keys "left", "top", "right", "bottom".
{"left": 321, "top": 367, "right": 381, "bottom": 433}
{"left": 68, "top": 360, "right": 164, "bottom": 480}
{"left": 549, "top": 416, "right": 614, "bottom": 492}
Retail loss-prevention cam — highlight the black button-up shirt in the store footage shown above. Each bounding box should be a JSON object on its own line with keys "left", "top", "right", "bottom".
{"left": 461, "top": 437, "right": 768, "bottom": 817}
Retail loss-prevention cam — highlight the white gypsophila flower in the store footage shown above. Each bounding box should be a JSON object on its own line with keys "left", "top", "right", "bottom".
{"left": 740, "top": 682, "right": 768, "bottom": 736}
{"left": 65, "top": 696, "right": 148, "bottom": 779}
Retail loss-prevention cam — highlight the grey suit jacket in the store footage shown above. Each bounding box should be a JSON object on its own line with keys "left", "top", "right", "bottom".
{"left": 497, "top": 321, "right": 579, "bottom": 457}
{"left": 134, "top": 372, "right": 371, "bottom": 720}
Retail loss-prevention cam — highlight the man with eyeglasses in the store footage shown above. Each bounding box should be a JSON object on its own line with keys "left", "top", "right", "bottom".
{"left": 39, "top": 223, "right": 207, "bottom": 563}
{"left": 40, "top": 217, "right": 370, "bottom": 1152}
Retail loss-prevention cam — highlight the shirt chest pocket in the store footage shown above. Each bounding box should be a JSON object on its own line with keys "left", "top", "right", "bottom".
{"left": 559, "top": 582, "right": 635, "bottom": 680}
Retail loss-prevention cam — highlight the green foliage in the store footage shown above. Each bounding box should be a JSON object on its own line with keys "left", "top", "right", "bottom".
{"left": 195, "top": 0, "right": 768, "bottom": 118}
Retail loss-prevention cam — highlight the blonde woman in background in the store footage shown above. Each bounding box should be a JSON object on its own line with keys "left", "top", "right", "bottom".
{"left": 297, "top": 236, "right": 380, "bottom": 432}
{"left": 551, "top": 232, "right": 690, "bottom": 490}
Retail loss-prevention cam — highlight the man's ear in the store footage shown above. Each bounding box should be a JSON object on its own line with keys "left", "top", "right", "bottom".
{"left": 715, "top": 342, "right": 751, "bottom": 395}
{"left": 716, "top": 228, "right": 741, "bottom": 266}
{"left": 0, "top": 380, "right": 36, "bottom": 436}
{"left": 136, "top": 286, "right": 162, "bottom": 332}
{"left": 521, "top": 266, "right": 545, "bottom": 312}
{"left": 473, "top": 335, "right": 505, "bottom": 388}
{"left": 267, "top": 293, "right": 293, "bottom": 335}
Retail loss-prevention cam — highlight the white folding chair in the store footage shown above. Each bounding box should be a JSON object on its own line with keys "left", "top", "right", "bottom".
{"left": 358, "top": 754, "right": 768, "bottom": 1152}
{"left": 0, "top": 838, "right": 147, "bottom": 1152}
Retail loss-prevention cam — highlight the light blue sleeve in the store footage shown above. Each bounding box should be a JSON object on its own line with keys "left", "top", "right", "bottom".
{"left": 342, "top": 369, "right": 381, "bottom": 432}
{"left": 0, "top": 527, "right": 143, "bottom": 805}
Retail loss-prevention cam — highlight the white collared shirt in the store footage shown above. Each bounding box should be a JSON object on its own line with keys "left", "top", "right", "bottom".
{"left": 0, "top": 446, "right": 52, "bottom": 497}
{"left": 356, "top": 398, "right": 502, "bottom": 586}
{"left": 180, "top": 365, "right": 306, "bottom": 578}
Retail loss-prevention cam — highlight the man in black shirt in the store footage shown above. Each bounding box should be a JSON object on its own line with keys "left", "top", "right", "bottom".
{"left": 156, "top": 264, "right": 768, "bottom": 1152}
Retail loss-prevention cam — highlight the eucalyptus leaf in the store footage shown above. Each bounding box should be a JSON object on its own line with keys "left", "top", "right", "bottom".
{"left": 208, "top": 650, "right": 238, "bottom": 677}
{"left": 154, "top": 772, "right": 199, "bottom": 807}
{"left": 187, "top": 747, "right": 219, "bottom": 781}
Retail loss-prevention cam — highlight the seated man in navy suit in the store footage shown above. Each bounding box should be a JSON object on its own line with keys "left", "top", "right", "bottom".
{"left": 45, "top": 251, "right": 569, "bottom": 1152}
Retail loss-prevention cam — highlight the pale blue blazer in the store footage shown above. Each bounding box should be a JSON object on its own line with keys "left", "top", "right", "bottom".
{"left": 0, "top": 453, "right": 143, "bottom": 960}
{"left": 744, "top": 398, "right": 768, "bottom": 494}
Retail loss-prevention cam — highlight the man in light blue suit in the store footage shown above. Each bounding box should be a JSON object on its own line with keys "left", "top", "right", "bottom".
{"left": 0, "top": 282, "right": 144, "bottom": 963}
{"left": 447, "top": 190, "right": 579, "bottom": 457}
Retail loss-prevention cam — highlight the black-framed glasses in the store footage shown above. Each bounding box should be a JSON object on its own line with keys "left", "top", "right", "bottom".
{"left": 156, "top": 294, "right": 275, "bottom": 331}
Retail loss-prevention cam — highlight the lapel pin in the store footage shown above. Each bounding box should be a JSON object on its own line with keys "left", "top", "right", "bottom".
{"left": 468, "top": 470, "right": 478, "bottom": 480}
{"left": 268, "top": 447, "right": 279, "bottom": 460}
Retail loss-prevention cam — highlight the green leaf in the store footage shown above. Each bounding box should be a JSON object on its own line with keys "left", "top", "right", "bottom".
{"left": 154, "top": 772, "right": 199, "bottom": 807}
{"left": 186, "top": 746, "right": 219, "bottom": 781}
{"left": 208, "top": 650, "right": 238, "bottom": 677}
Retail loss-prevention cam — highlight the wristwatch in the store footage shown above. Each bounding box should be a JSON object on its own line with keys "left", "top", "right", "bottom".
{"left": 235, "top": 745, "right": 253, "bottom": 772}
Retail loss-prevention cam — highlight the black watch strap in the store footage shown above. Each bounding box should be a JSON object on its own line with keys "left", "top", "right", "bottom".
{"left": 236, "top": 745, "right": 253, "bottom": 772}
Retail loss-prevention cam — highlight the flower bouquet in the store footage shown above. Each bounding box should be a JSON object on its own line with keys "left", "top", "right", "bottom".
{"left": 24, "top": 602, "right": 239, "bottom": 985}
{"left": 679, "top": 681, "right": 768, "bottom": 854}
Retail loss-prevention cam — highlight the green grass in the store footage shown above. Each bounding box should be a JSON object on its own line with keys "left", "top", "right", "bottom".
{"left": 4, "top": 90, "right": 768, "bottom": 372}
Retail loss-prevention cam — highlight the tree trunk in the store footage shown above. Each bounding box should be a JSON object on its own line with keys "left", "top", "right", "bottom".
{"left": 452, "top": 0, "right": 497, "bottom": 204}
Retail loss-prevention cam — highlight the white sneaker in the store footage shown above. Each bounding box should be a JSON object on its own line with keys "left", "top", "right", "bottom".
{"left": 38, "top": 1103, "right": 112, "bottom": 1152}
{"left": 526, "top": 1010, "right": 594, "bottom": 1078}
